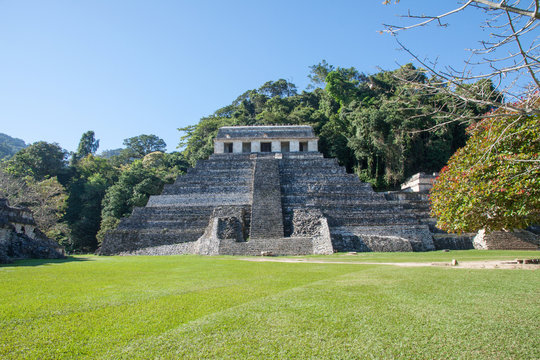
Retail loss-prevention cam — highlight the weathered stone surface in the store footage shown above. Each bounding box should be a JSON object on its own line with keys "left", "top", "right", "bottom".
{"left": 249, "top": 156, "right": 284, "bottom": 239}
{"left": 432, "top": 234, "right": 474, "bottom": 250}
{"left": 219, "top": 236, "right": 314, "bottom": 256}
{"left": 289, "top": 208, "right": 333, "bottom": 255}
{"left": 280, "top": 156, "right": 434, "bottom": 253}
{"left": 216, "top": 125, "right": 316, "bottom": 140}
{"left": 291, "top": 209, "right": 323, "bottom": 237}
{"left": 329, "top": 225, "right": 434, "bottom": 252}
{"left": 400, "top": 172, "right": 438, "bottom": 193}
{"left": 383, "top": 190, "right": 475, "bottom": 250}
{"left": 473, "top": 229, "right": 539, "bottom": 250}
{"left": 100, "top": 154, "right": 255, "bottom": 255}
{"left": 0, "top": 199, "right": 64, "bottom": 263}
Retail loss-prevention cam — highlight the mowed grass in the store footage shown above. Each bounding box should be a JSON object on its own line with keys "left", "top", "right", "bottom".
{"left": 308, "top": 249, "right": 540, "bottom": 262}
{"left": 0, "top": 252, "right": 538, "bottom": 359}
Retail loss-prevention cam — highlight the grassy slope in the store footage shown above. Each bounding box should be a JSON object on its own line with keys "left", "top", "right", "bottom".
{"left": 0, "top": 251, "right": 538, "bottom": 359}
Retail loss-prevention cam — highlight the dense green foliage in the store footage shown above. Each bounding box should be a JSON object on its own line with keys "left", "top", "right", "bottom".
{"left": 180, "top": 63, "right": 486, "bottom": 188}
{"left": 123, "top": 134, "right": 167, "bottom": 158}
{"left": 0, "top": 133, "right": 26, "bottom": 160}
{"left": 431, "top": 98, "right": 540, "bottom": 233}
{"left": 1, "top": 252, "right": 538, "bottom": 359}
{"left": 4, "top": 141, "right": 68, "bottom": 181}
{"left": 0, "top": 131, "right": 185, "bottom": 253}
{"left": 96, "top": 152, "right": 188, "bottom": 244}
{"left": 0, "top": 170, "right": 70, "bottom": 244}
{"left": 71, "top": 131, "right": 100, "bottom": 165}
{"left": 1, "top": 141, "right": 72, "bottom": 244}
{"left": 64, "top": 155, "right": 119, "bottom": 252}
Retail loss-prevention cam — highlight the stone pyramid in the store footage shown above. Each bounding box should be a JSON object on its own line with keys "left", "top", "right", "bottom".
{"left": 100, "top": 126, "right": 434, "bottom": 255}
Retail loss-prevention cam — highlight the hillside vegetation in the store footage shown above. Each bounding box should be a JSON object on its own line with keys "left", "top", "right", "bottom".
{"left": 0, "top": 133, "right": 26, "bottom": 160}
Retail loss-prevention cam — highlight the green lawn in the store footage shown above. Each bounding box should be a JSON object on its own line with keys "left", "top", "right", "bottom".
{"left": 0, "top": 251, "right": 538, "bottom": 359}
{"left": 308, "top": 249, "right": 540, "bottom": 262}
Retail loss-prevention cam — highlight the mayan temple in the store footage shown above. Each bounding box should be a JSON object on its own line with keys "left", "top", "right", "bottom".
{"left": 100, "top": 125, "right": 437, "bottom": 255}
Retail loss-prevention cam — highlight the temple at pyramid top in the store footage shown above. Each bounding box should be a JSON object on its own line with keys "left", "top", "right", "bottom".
{"left": 214, "top": 125, "right": 319, "bottom": 154}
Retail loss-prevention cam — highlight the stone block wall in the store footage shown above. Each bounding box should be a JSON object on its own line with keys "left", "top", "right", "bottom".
{"left": 218, "top": 237, "right": 314, "bottom": 256}
{"left": 385, "top": 183, "right": 476, "bottom": 250}
{"left": 279, "top": 155, "right": 435, "bottom": 252}
{"left": 432, "top": 234, "right": 474, "bottom": 250}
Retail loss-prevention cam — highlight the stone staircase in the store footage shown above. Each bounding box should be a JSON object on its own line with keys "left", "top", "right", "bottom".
{"left": 249, "top": 156, "right": 284, "bottom": 239}
{"left": 383, "top": 191, "right": 475, "bottom": 250}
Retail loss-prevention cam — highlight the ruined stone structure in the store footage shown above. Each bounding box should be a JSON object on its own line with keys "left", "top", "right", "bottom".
{"left": 400, "top": 172, "right": 438, "bottom": 193}
{"left": 384, "top": 175, "right": 476, "bottom": 251}
{"left": 0, "top": 199, "right": 64, "bottom": 263}
{"left": 385, "top": 173, "right": 539, "bottom": 251}
{"left": 100, "top": 125, "right": 437, "bottom": 256}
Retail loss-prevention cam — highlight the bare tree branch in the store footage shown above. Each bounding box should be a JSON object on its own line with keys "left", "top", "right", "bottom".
{"left": 394, "top": 38, "right": 537, "bottom": 115}
{"left": 473, "top": 0, "right": 540, "bottom": 19}
{"left": 383, "top": 1, "right": 473, "bottom": 34}
{"left": 383, "top": 1, "right": 540, "bottom": 127}
{"left": 506, "top": 9, "right": 540, "bottom": 86}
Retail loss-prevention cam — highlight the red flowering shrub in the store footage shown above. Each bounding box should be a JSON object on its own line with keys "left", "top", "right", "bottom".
{"left": 430, "top": 98, "right": 540, "bottom": 233}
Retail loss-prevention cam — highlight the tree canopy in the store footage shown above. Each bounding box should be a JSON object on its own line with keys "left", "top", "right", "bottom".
{"left": 4, "top": 141, "right": 68, "bottom": 181}
{"left": 0, "top": 130, "right": 185, "bottom": 253}
{"left": 123, "top": 134, "right": 167, "bottom": 158}
{"left": 96, "top": 152, "right": 187, "bottom": 244}
{"left": 71, "top": 131, "right": 100, "bottom": 164}
{"left": 382, "top": 2, "right": 539, "bottom": 234}
{"left": 0, "top": 168, "right": 70, "bottom": 245}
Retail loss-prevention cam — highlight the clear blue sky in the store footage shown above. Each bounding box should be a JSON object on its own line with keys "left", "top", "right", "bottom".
{"left": 0, "top": 1, "right": 485, "bottom": 153}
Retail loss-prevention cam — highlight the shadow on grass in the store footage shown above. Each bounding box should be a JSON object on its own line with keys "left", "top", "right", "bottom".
{"left": 0, "top": 256, "right": 95, "bottom": 268}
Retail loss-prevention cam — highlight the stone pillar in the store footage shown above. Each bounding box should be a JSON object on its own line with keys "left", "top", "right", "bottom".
{"left": 290, "top": 140, "right": 299, "bottom": 152}
{"left": 251, "top": 141, "right": 261, "bottom": 153}
{"left": 271, "top": 141, "right": 280, "bottom": 152}
{"left": 214, "top": 141, "right": 224, "bottom": 154}
{"left": 232, "top": 141, "right": 242, "bottom": 153}
{"left": 308, "top": 140, "right": 318, "bottom": 152}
